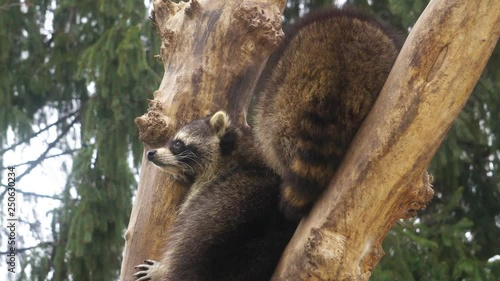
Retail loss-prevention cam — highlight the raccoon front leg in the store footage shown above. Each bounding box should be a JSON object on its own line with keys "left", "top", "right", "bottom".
{"left": 133, "top": 260, "right": 163, "bottom": 281}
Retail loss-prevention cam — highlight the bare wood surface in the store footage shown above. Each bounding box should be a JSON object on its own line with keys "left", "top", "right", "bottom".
{"left": 271, "top": 0, "right": 500, "bottom": 280}
{"left": 120, "top": 0, "right": 286, "bottom": 280}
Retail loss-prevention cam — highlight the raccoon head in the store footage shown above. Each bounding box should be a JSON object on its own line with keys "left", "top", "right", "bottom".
{"left": 146, "top": 111, "right": 239, "bottom": 184}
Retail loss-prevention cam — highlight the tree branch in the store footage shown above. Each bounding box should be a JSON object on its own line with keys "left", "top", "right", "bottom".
{"left": 1, "top": 183, "right": 63, "bottom": 201}
{"left": 6, "top": 149, "right": 79, "bottom": 168}
{"left": 15, "top": 115, "right": 79, "bottom": 183}
{"left": 0, "top": 1, "right": 21, "bottom": 12}
{"left": 0, "top": 110, "right": 79, "bottom": 155}
{"left": 0, "top": 241, "right": 54, "bottom": 255}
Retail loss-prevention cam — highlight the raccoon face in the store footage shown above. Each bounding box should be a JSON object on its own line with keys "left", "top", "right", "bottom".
{"left": 147, "top": 111, "right": 237, "bottom": 184}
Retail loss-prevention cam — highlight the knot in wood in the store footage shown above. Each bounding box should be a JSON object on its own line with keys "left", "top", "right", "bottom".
{"left": 234, "top": 4, "right": 284, "bottom": 48}
{"left": 304, "top": 227, "right": 347, "bottom": 278}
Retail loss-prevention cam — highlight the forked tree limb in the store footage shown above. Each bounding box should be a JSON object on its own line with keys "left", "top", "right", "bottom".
{"left": 271, "top": 0, "right": 500, "bottom": 280}
{"left": 120, "top": 0, "right": 285, "bottom": 280}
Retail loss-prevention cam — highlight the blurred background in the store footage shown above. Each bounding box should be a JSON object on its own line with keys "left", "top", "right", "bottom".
{"left": 0, "top": 0, "right": 498, "bottom": 280}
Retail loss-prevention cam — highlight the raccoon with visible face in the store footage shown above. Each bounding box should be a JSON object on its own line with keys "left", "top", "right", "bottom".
{"left": 134, "top": 111, "right": 296, "bottom": 281}
{"left": 253, "top": 9, "right": 402, "bottom": 220}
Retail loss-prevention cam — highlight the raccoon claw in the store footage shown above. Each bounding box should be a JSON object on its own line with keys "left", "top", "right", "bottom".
{"left": 135, "top": 259, "right": 155, "bottom": 270}
{"left": 133, "top": 260, "right": 157, "bottom": 281}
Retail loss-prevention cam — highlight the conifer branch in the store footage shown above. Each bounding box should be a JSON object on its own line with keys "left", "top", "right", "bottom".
{"left": 7, "top": 149, "right": 80, "bottom": 168}
{"left": 0, "top": 184, "right": 63, "bottom": 201}
{"left": 0, "top": 1, "right": 21, "bottom": 12}
{"left": 0, "top": 110, "right": 79, "bottom": 155}
{"left": 15, "top": 115, "right": 79, "bottom": 183}
{"left": 0, "top": 242, "right": 54, "bottom": 254}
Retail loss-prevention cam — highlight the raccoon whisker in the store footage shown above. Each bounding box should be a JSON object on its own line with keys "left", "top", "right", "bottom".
{"left": 178, "top": 162, "right": 195, "bottom": 174}
{"left": 182, "top": 163, "right": 196, "bottom": 174}
{"left": 179, "top": 151, "right": 202, "bottom": 167}
{"left": 175, "top": 156, "right": 198, "bottom": 175}
{"left": 186, "top": 155, "right": 202, "bottom": 167}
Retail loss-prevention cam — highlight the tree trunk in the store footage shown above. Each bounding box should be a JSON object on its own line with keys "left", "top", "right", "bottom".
{"left": 119, "top": 0, "right": 285, "bottom": 280}
{"left": 271, "top": 0, "right": 500, "bottom": 280}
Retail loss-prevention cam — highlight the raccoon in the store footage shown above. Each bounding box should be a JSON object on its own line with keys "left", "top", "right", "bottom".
{"left": 133, "top": 111, "right": 296, "bottom": 281}
{"left": 253, "top": 8, "right": 402, "bottom": 220}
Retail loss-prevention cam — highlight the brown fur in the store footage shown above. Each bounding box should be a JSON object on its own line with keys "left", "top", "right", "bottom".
{"left": 253, "top": 8, "right": 402, "bottom": 219}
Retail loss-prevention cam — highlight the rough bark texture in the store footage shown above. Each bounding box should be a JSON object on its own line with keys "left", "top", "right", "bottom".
{"left": 271, "top": 0, "right": 500, "bottom": 280}
{"left": 119, "top": 1, "right": 285, "bottom": 280}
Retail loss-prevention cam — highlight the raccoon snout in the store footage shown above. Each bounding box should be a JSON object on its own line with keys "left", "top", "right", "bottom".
{"left": 147, "top": 150, "right": 157, "bottom": 161}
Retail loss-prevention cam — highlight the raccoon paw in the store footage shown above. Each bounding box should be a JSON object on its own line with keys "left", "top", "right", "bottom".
{"left": 133, "top": 260, "right": 161, "bottom": 281}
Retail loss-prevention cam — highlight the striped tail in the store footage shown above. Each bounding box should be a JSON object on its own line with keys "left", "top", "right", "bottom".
{"left": 279, "top": 156, "right": 338, "bottom": 220}
{"left": 279, "top": 109, "right": 347, "bottom": 220}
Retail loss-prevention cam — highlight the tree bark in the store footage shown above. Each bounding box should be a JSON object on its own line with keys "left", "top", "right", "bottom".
{"left": 119, "top": 0, "right": 285, "bottom": 280}
{"left": 271, "top": 0, "right": 500, "bottom": 280}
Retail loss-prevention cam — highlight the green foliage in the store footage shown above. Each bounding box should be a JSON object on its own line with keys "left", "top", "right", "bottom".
{"left": 1, "top": 0, "right": 161, "bottom": 280}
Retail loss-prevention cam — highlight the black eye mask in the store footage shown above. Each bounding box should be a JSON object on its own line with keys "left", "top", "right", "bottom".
{"left": 169, "top": 140, "right": 186, "bottom": 155}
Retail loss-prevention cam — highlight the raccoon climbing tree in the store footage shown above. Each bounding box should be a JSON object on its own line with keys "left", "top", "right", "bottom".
{"left": 119, "top": 0, "right": 286, "bottom": 280}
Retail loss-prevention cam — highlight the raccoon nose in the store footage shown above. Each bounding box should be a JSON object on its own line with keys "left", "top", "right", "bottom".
{"left": 147, "top": 150, "right": 157, "bottom": 161}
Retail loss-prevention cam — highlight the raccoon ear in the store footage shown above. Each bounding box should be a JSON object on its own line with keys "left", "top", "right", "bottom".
{"left": 209, "top": 111, "right": 231, "bottom": 138}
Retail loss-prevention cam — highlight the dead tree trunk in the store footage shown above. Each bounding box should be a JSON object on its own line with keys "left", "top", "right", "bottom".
{"left": 271, "top": 0, "right": 500, "bottom": 280}
{"left": 119, "top": 1, "right": 285, "bottom": 280}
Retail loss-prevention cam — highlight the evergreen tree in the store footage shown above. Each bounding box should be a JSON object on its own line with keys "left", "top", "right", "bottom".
{"left": 1, "top": 1, "right": 161, "bottom": 280}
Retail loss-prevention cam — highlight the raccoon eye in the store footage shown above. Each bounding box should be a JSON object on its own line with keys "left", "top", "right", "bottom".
{"left": 170, "top": 140, "right": 186, "bottom": 155}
